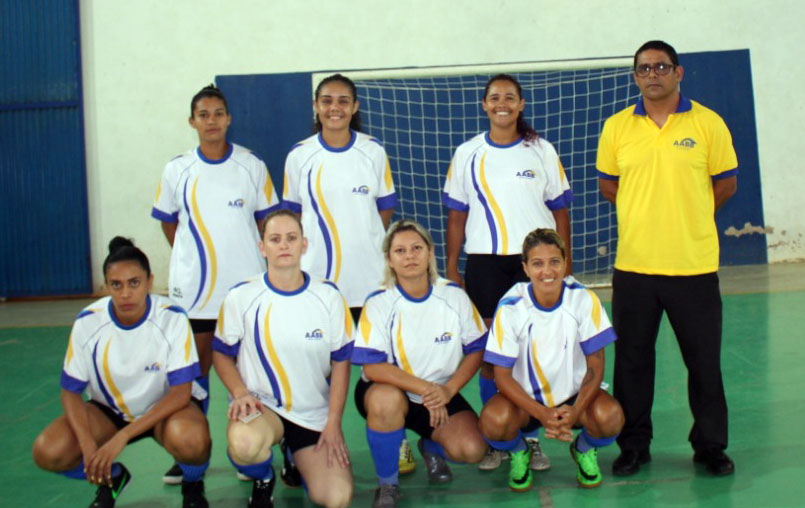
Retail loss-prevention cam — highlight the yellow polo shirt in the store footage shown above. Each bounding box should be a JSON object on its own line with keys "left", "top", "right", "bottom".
{"left": 596, "top": 96, "right": 738, "bottom": 275}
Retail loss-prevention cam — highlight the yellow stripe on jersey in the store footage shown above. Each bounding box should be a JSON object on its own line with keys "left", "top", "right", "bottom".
{"left": 315, "top": 165, "right": 343, "bottom": 282}
{"left": 530, "top": 339, "right": 555, "bottom": 408}
{"left": 263, "top": 171, "right": 275, "bottom": 204}
{"left": 342, "top": 296, "right": 354, "bottom": 338}
{"left": 191, "top": 178, "right": 218, "bottom": 311}
{"left": 65, "top": 331, "right": 75, "bottom": 365}
{"left": 216, "top": 305, "right": 225, "bottom": 336}
{"left": 493, "top": 307, "right": 506, "bottom": 349}
{"left": 586, "top": 289, "right": 602, "bottom": 330}
{"left": 446, "top": 162, "right": 453, "bottom": 182}
{"left": 154, "top": 180, "right": 163, "bottom": 202}
{"left": 384, "top": 157, "right": 393, "bottom": 190}
{"left": 479, "top": 152, "right": 509, "bottom": 255}
{"left": 395, "top": 315, "right": 413, "bottom": 375}
{"left": 359, "top": 309, "right": 372, "bottom": 344}
{"left": 558, "top": 159, "right": 568, "bottom": 185}
{"left": 103, "top": 340, "right": 134, "bottom": 420}
{"left": 282, "top": 171, "right": 289, "bottom": 199}
{"left": 183, "top": 322, "right": 193, "bottom": 363}
{"left": 264, "top": 304, "right": 292, "bottom": 410}
{"left": 471, "top": 303, "right": 484, "bottom": 332}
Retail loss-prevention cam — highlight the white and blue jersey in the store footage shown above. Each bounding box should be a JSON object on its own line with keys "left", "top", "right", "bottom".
{"left": 282, "top": 131, "right": 397, "bottom": 307}
{"left": 351, "top": 278, "right": 487, "bottom": 403}
{"left": 60, "top": 295, "right": 201, "bottom": 422}
{"left": 442, "top": 133, "right": 572, "bottom": 255}
{"left": 152, "top": 143, "right": 280, "bottom": 319}
{"left": 484, "top": 277, "right": 615, "bottom": 407}
{"left": 213, "top": 272, "right": 354, "bottom": 431}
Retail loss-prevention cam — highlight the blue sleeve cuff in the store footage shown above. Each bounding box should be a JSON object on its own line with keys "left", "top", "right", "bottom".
{"left": 167, "top": 362, "right": 202, "bottom": 386}
{"left": 351, "top": 347, "right": 388, "bottom": 365}
{"left": 483, "top": 350, "right": 517, "bottom": 368}
{"left": 60, "top": 370, "right": 88, "bottom": 393}
{"left": 580, "top": 328, "right": 617, "bottom": 355}
{"left": 462, "top": 332, "right": 488, "bottom": 355}
{"left": 151, "top": 207, "right": 179, "bottom": 223}
{"left": 282, "top": 200, "right": 302, "bottom": 213}
{"left": 711, "top": 168, "right": 738, "bottom": 180}
{"left": 376, "top": 193, "right": 398, "bottom": 211}
{"left": 596, "top": 170, "right": 619, "bottom": 181}
{"left": 545, "top": 189, "right": 573, "bottom": 211}
{"left": 254, "top": 203, "right": 281, "bottom": 221}
{"left": 212, "top": 337, "right": 240, "bottom": 357}
{"left": 442, "top": 192, "right": 470, "bottom": 212}
{"left": 331, "top": 341, "right": 354, "bottom": 362}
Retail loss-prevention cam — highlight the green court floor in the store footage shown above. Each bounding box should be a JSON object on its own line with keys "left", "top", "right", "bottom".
{"left": 2, "top": 288, "right": 804, "bottom": 507}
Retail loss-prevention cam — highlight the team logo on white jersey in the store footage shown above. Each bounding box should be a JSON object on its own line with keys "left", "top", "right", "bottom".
{"left": 228, "top": 198, "right": 245, "bottom": 208}
{"left": 171, "top": 287, "right": 183, "bottom": 299}
{"left": 434, "top": 332, "right": 453, "bottom": 344}
{"left": 352, "top": 185, "right": 370, "bottom": 195}
{"left": 144, "top": 362, "right": 162, "bottom": 372}
{"left": 516, "top": 170, "right": 536, "bottom": 179}
{"left": 673, "top": 138, "right": 697, "bottom": 149}
{"left": 305, "top": 328, "right": 324, "bottom": 340}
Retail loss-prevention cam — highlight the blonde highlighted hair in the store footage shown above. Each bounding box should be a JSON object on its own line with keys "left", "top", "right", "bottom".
{"left": 382, "top": 219, "right": 439, "bottom": 287}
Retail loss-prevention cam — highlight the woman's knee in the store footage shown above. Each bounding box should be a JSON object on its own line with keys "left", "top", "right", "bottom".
{"left": 32, "top": 427, "right": 79, "bottom": 472}
{"left": 365, "top": 385, "right": 406, "bottom": 425}
{"left": 227, "top": 423, "right": 272, "bottom": 463}
{"left": 163, "top": 418, "right": 211, "bottom": 462}
{"left": 479, "top": 396, "right": 518, "bottom": 439}
{"left": 308, "top": 477, "right": 353, "bottom": 508}
{"left": 587, "top": 392, "right": 625, "bottom": 437}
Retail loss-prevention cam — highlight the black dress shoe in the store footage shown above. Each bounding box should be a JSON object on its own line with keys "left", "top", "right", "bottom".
{"left": 612, "top": 449, "right": 651, "bottom": 476}
{"left": 693, "top": 449, "right": 735, "bottom": 476}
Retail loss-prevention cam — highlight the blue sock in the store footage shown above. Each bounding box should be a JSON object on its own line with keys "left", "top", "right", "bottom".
{"left": 178, "top": 461, "right": 209, "bottom": 482}
{"left": 479, "top": 375, "right": 497, "bottom": 406}
{"left": 228, "top": 451, "right": 274, "bottom": 481}
{"left": 523, "top": 427, "right": 540, "bottom": 440}
{"left": 486, "top": 432, "right": 527, "bottom": 453}
{"left": 196, "top": 375, "right": 210, "bottom": 414}
{"left": 110, "top": 463, "right": 122, "bottom": 478}
{"left": 577, "top": 428, "right": 617, "bottom": 451}
{"left": 61, "top": 462, "right": 86, "bottom": 480}
{"left": 422, "top": 439, "right": 446, "bottom": 458}
{"left": 367, "top": 427, "right": 404, "bottom": 485}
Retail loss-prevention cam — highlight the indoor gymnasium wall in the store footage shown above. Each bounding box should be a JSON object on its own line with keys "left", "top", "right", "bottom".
{"left": 80, "top": 0, "right": 803, "bottom": 293}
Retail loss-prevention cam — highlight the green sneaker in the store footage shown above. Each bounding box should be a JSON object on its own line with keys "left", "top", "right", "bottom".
{"left": 570, "top": 437, "right": 602, "bottom": 488}
{"left": 508, "top": 448, "right": 533, "bottom": 492}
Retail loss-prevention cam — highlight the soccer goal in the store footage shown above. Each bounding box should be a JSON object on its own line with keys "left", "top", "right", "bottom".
{"left": 313, "top": 58, "right": 638, "bottom": 286}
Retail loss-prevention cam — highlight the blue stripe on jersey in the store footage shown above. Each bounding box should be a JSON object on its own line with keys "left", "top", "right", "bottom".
{"left": 351, "top": 346, "right": 387, "bottom": 364}
{"left": 596, "top": 170, "right": 619, "bottom": 181}
{"left": 212, "top": 336, "right": 240, "bottom": 357}
{"left": 306, "top": 167, "right": 334, "bottom": 279}
{"left": 364, "top": 289, "right": 386, "bottom": 305}
{"left": 462, "top": 332, "right": 488, "bottom": 355}
{"left": 196, "top": 143, "right": 233, "bottom": 164}
{"left": 442, "top": 191, "right": 470, "bottom": 212}
{"left": 253, "top": 307, "right": 283, "bottom": 407}
{"left": 75, "top": 309, "right": 96, "bottom": 320}
{"left": 545, "top": 189, "right": 573, "bottom": 211}
{"left": 526, "top": 353, "right": 546, "bottom": 405}
{"left": 60, "top": 370, "right": 88, "bottom": 393}
{"left": 445, "top": 281, "right": 462, "bottom": 289}
{"left": 483, "top": 350, "right": 516, "bottom": 368}
{"left": 331, "top": 341, "right": 354, "bottom": 362}
{"left": 580, "top": 328, "right": 617, "bottom": 355}
{"left": 283, "top": 200, "right": 303, "bottom": 213}
{"left": 712, "top": 168, "right": 738, "bottom": 180}
{"left": 470, "top": 154, "right": 498, "bottom": 254}
{"left": 254, "top": 203, "right": 280, "bottom": 221}
{"left": 151, "top": 207, "right": 179, "bottom": 223}
{"left": 164, "top": 305, "right": 186, "bottom": 314}
{"left": 92, "top": 342, "right": 121, "bottom": 417}
{"left": 168, "top": 362, "right": 201, "bottom": 386}
{"left": 322, "top": 280, "right": 340, "bottom": 291}
{"left": 183, "top": 178, "right": 207, "bottom": 312}
{"left": 376, "top": 193, "right": 398, "bottom": 211}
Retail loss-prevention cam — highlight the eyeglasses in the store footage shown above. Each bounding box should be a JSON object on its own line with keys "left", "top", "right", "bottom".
{"left": 634, "top": 63, "right": 675, "bottom": 77}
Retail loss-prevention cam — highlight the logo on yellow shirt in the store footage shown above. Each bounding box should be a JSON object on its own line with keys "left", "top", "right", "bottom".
{"left": 673, "top": 138, "right": 697, "bottom": 149}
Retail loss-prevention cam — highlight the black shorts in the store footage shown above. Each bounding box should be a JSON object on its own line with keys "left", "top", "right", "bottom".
{"left": 354, "top": 379, "right": 475, "bottom": 440}
{"left": 89, "top": 398, "right": 204, "bottom": 444}
{"left": 465, "top": 254, "right": 528, "bottom": 319}
{"left": 190, "top": 319, "right": 217, "bottom": 334}
{"left": 521, "top": 394, "right": 579, "bottom": 433}
{"left": 277, "top": 414, "right": 321, "bottom": 454}
{"left": 349, "top": 307, "right": 362, "bottom": 326}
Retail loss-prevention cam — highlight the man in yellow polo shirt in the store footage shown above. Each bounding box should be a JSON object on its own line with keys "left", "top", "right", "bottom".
{"left": 596, "top": 40, "right": 737, "bottom": 477}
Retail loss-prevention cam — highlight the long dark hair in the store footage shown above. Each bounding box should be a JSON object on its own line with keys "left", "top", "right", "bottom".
{"left": 484, "top": 74, "right": 538, "bottom": 143}
{"left": 313, "top": 73, "right": 362, "bottom": 133}
{"left": 103, "top": 236, "right": 151, "bottom": 279}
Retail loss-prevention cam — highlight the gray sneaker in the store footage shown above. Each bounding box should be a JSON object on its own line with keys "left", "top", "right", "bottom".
{"left": 372, "top": 484, "right": 401, "bottom": 508}
{"left": 417, "top": 439, "right": 452, "bottom": 483}
{"left": 478, "top": 448, "right": 509, "bottom": 471}
{"left": 526, "top": 437, "right": 551, "bottom": 471}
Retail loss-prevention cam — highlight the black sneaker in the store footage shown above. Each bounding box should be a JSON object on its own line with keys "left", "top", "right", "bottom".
{"left": 280, "top": 439, "right": 302, "bottom": 488}
{"left": 88, "top": 464, "right": 131, "bottom": 508}
{"left": 372, "top": 484, "right": 401, "bottom": 508}
{"left": 248, "top": 477, "right": 275, "bottom": 508}
{"left": 181, "top": 480, "right": 209, "bottom": 508}
{"left": 162, "top": 462, "right": 183, "bottom": 485}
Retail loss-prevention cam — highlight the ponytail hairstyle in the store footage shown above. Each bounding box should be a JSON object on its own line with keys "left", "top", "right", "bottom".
{"left": 483, "top": 74, "right": 538, "bottom": 144}
{"left": 313, "top": 73, "right": 362, "bottom": 133}
{"left": 103, "top": 236, "right": 151, "bottom": 279}
{"left": 190, "top": 84, "right": 228, "bottom": 118}
{"left": 521, "top": 228, "right": 566, "bottom": 262}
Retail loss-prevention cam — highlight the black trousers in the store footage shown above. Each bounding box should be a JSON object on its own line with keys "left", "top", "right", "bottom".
{"left": 612, "top": 269, "right": 728, "bottom": 453}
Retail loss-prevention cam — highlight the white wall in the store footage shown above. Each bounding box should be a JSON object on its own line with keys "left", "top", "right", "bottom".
{"left": 80, "top": 0, "right": 805, "bottom": 292}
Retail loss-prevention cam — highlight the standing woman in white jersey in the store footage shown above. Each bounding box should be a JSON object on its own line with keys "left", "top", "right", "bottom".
{"left": 212, "top": 209, "right": 354, "bottom": 508}
{"left": 442, "top": 74, "right": 574, "bottom": 470}
{"left": 481, "top": 229, "right": 623, "bottom": 491}
{"left": 351, "top": 219, "right": 488, "bottom": 508}
{"left": 151, "top": 84, "right": 279, "bottom": 482}
{"left": 32, "top": 237, "right": 211, "bottom": 508}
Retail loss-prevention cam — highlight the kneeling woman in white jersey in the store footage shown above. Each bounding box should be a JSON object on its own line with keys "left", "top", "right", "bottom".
{"left": 212, "top": 209, "right": 354, "bottom": 508}
{"left": 352, "top": 220, "right": 488, "bottom": 508}
{"left": 32, "top": 237, "right": 211, "bottom": 508}
{"left": 481, "top": 229, "right": 624, "bottom": 491}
